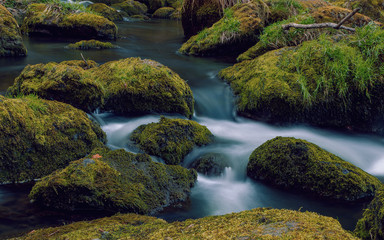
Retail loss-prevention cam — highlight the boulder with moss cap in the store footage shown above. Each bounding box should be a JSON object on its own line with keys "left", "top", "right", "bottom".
{"left": 67, "top": 39, "right": 118, "bottom": 49}
{"left": 29, "top": 147, "right": 197, "bottom": 214}
{"left": 12, "top": 208, "right": 358, "bottom": 239}
{"left": 221, "top": 27, "right": 384, "bottom": 133}
{"left": 354, "top": 187, "right": 384, "bottom": 239}
{"left": 0, "top": 4, "right": 27, "bottom": 57}
{"left": 152, "top": 7, "right": 175, "bottom": 18}
{"left": 22, "top": 3, "right": 117, "bottom": 40}
{"left": 86, "top": 3, "right": 124, "bottom": 21}
{"left": 0, "top": 95, "right": 106, "bottom": 183}
{"left": 112, "top": 0, "right": 148, "bottom": 16}
{"left": 131, "top": 117, "right": 213, "bottom": 165}
{"left": 247, "top": 137, "right": 382, "bottom": 201}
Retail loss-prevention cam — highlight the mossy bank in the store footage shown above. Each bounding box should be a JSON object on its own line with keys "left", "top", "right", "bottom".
{"left": 0, "top": 95, "right": 105, "bottom": 183}
{"left": 11, "top": 208, "right": 357, "bottom": 239}
{"left": 247, "top": 137, "right": 383, "bottom": 201}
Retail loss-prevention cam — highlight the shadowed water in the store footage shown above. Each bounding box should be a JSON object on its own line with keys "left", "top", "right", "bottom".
{"left": 1, "top": 19, "right": 383, "bottom": 238}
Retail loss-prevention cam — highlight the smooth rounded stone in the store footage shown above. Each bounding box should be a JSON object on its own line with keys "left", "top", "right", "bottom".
{"left": 22, "top": 3, "right": 117, "bottom": 40}
{"left": 15, "top": 208, "right": 358, "bottom": 239}
{"left": 29, "top": 147, "right": 197, "bottom": 214}
{"left": 0, "top": 95, "right": 106, "bottom": 183}
{"left": 189, "top": 153, "right": 230, "bottom": 176}
{"left": 0, "top": 4, "right": 27, "bottom": 57}
{"left": 247, "top": 137, "right": 383, "bottom": 201}
{"left": 131, "top": 117, "right": 214, "bottom": 165}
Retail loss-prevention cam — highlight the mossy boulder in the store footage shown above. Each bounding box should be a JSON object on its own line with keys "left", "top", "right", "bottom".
{"left": 135, "top": 0, "right": 165, "bottom": 14}
{"left": 0, "top": 4, "right": 27, "bottom": 57}
{"left": 29, "top": 148, "right": 197, "bottom": 214}
{"left": 89, "top": 0, "right": 126, "bottom": 5}
{"left": 328, "top": 0, "right": 384, "bottom": 23}
{"left": 22, "top": 3, "right": 117, "bottom": 40}
{"left": 189, "top": 153, "right": 230, "bottom": 176}
{"left": 111, "top": 0, "right": 148, "bottom": 16}
{"left": 355, "top": 188, "right": 384, "bottom": 239}
{"left": 247, "top": 137, "right": 382, "bottom": 201}
{"left": 131, "top": 117, "right": 213, "bottom": 165}
{"left": 86, "top": 3, "right": 124, "bottom": 21}
{"left": 7, "top": 60, "right": 103, "bottom": 113}
{"left": 0, "top": 95, "right": 106, "bottom": 183}
{"left": 67, "top": 39, "right": 118, "bottom": 49}
{"left": 221, "top": 26, "right": 384, "bottom": 133}
{"left": 152, "top": 7, "right": 175, "bottom": 18}
{"left": 14, "top": 208, "right": 358, "bottom": 239}
{"left": 90, "top": 58, "right": 194, "bottom": 118}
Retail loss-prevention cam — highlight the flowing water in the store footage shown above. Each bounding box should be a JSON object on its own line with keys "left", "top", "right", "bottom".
{"left": 1, "top": 19, "right": 384, "bottom": 238}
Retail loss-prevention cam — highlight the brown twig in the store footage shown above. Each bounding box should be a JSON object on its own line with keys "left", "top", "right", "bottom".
{"left": 80, "top": 53, "right": 89, "bottom": 69}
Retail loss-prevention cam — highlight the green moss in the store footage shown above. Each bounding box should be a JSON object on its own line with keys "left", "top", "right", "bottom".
{"left": 0, "top": 95, "right": 106, "bottom": 183}
{"left": 87, "top": 3, "right": 124, "bottom": 21}
{"left": 328, "top": 0, "right": 384, "bottom": 22}
{"left": 152, "top": 7, "right": 175, "bottom": 18}
{"left": 131, "top": 117, "right": 213, "bottom": 165}
{"left": 0, "top": 4, "right": 27, "bottom": 57}
{"left": 111, "top": 0, "right": 148, "bottom": 16}
{"left": 189, "top": 153, "right": 230, "bottom": 176}
{"left": 135, "top": 0, "right": 165, "bottom": 13}
{"left": 14, "top": 208, "right": 358, "bottom": 239}
{"left": 22, "top": 3, "right": 118, "bottom": 40}
{"left": 90, "top": 57, "right": 194, "bottom": 118}
{"left": 355, "top": 187, "right": 384, "bottom": 239}
{"left": 247, "top": 137, "right": 383, "bottom": 201}
{"left": 29, "top": 148, "right": 197, "bottom": 214}
{"left": 7, "top": 60, "right": 104, "bottom": 113}
{"left": 67, "top": 39, "right": 118, "bottom": 49}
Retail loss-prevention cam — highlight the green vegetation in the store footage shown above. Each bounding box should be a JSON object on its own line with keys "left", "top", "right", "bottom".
{"left": 67, "top": 40, "right": 118, "bottom": 49}
{"left": 152, "top": 7, "right": 175, "bottom": 18}
{"left": 86, "top": 3, "right": 124, "bottom": 21}
{"left": 189, "top": 153, "right": 230, "bottom": 176}
{"left": 355, "top": 187, "right": 384, "bottom": 239}
{"left": 327, "top": 0, "right": 384, "bottom": 22}
{"left": 29, "top": 148, "right": 197, "bottom": 213}
{"left": 0, "top": 4, "right": 27, "bottom": 57}
{"left": 0, "top": 95, "right": 106, "bottom": 183}
{"left": 131, "top": 117, "right": 213, "bottom": 165}
{"left": 13, "top": 208, "right": 358, "bottom": 239}
{"left": 247, "top": 137, "right": 383, "bottom": 201}
{"left": 111, "top": 0, "right": 148, "bottom": 16}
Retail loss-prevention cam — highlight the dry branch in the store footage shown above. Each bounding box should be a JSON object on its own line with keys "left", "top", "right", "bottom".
{"left": 282, "top": 8, "right": 360, "bottom": 32}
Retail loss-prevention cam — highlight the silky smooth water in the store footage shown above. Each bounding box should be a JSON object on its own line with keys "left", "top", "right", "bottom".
{"left": 1, "top": 19, "right": 383, "bottom": 238}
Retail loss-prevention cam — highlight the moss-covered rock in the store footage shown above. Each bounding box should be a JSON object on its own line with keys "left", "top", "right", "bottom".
{"left": 247, "top": 137, "right": 382, "bottom": 201}
{"left": 89, "top": 0, "right": 126, "bottom": 5}
{"left": 13, "top": 208, "right": 358, "bottom": 239}
{"left": 0, "top": 95, "right": 106, "bottom": 183}
{"left": 7, "top": 60, "right": 103, "bottom": 113}
{"left": 90, "top": 58, "right": 194, "bottom": 118}
{"left": 86, "top": 3, "right": 124, "bottom": 21}
{"left": 111, "top": 0, "right": 148, "bottom": 16}
{"left": 29, "top": 148, "right": 197, "bottom": 214}
{"left": 67, "top": 39, "right": 118, "bottom": 49}
{"left": 329, "top": 0, "right": 384, "bottom": 23}
{"left": 355, "top": 187, "right": 384, "bottom": 239}
{"left": 152, "top": 7, "right": 175, "bottom": 18}
{"left": 131, "top": 117, "right": 213, "bottom": 165}
{"left": 0, "top": 4, "right": 27, "bottom": 57}
{"left": 22, "top": 3, "right": 117, "bottom": 40}
{"left": 135, "top": 0, "right": 165, "bottom": 14}
{"left": 221, "top": 26, "right": 384, "bottom": 133}
{"left": 189, "top": 153, "right": 230, "bottom": 176}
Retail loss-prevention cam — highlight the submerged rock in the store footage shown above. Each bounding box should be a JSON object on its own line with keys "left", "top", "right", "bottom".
{"left": 0, "top": 95, "right": 106, "bottom": 183}
{"left": 189, "top": 153, "right": 230, "bottom": 176}
{"left": 87, "top": 3, "right": 124, "bottom": 21}
{"left": 0, "top": 4, "right": 27, "bottom": 57}
{"left": 111, "top": 0, "right": 148, "bottom": 16}
{"left": 22, "top": 3, "right": 117, "bottom": 40}
{"left": 247, "top": 137, "right": 382, "bottom": 201}
{"left": 66, "top": 39, "right": 119, "bottom": 49}
{"left": 220, "top": 26, "right": 384, "bottom": 134}
{"left": 355, "top": 187, "right": 384, "bottom": 239}
{"left": 29, "top": 148, "right": 197, "bottom": 214}
{"left": 14, "top": 208, "right": 358, "bottom": 239}
{"left": 131, "top": 117, "right": 213, "bottom": 165}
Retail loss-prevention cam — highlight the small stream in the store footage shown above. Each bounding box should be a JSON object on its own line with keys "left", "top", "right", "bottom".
{"left": 1, "top": 19, "right": 384, "bottom": 238}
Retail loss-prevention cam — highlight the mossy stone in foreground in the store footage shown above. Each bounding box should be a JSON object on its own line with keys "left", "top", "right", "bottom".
{"left": 0, "top": 95, "right": 106, "bottom": 183}
{"left": 355, "top": 188, "right": 384, "bottom": 239}
{"left": 22, "top": 3, "right": 117, "bottom": 40}
{"left": 86, "top": 3, "right": 124, "bottom": 21}
{"left": 131, "top": 117, "right": 213, "bottom": 165}
{"left": 7, "top": 60, "right": 103, "bottom": 113}
{"left": 0, "top": 4, "right": 27, "bottom": 57}
{"left": 14, "top": 208, "right": 358, "bottom": 239}
{"left": 29, "top": 148, "right": 197, "bottom": 214}
{"left": 247, "top": 137, "right": 382, "bottom": 201}
{"left": 91, "top": 58, "right": 194, "bottom": 118}
{"left": 67, "top": 39, "right": 118, "bottom": 49}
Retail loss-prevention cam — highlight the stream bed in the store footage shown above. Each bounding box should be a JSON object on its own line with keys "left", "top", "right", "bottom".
{"left": 1, "top": 19, "right": 384, "bottom": 239}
